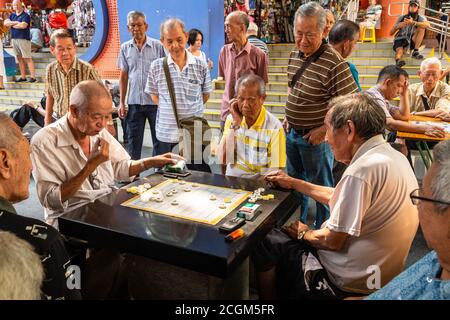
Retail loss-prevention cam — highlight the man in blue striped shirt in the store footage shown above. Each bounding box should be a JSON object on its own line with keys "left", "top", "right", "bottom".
{"left": 146, "top": 18, "right": 212, "bottom": 172}
{"left": 117, "top": 11, "right": 165, "bottom": 159}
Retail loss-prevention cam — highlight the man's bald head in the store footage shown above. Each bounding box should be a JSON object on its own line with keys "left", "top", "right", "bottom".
{"left": 0, "top": 113, "right": 23, "bottom": 156}
{"left": 69, "top": 80, "right": 111, "bottom": 112}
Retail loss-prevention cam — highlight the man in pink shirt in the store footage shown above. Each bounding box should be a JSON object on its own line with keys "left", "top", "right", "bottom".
{"left": 218, "top": 11, "right": 268, "bottom": 129}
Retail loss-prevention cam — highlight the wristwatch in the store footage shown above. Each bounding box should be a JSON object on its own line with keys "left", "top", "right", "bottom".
{"left": 297, "top": 229, "right": 308, "bottom": 241}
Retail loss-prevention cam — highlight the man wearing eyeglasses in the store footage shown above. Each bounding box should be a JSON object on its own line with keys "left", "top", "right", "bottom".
{"left": 367, "top": 140, "right": 450, "bottom": 300}
{"left": 31, "top": 80, "right": 180, "bottom": 228}
{"left": 408, "top": 57, "right": 450, "bottom": 121}
{"left": 284, "top": 2, "right": 359, "bottom": 230}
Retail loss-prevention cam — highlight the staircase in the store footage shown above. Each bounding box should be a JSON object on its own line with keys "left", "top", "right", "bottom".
{"left": 204, "top": 41, "right": 446, "bottom": 128}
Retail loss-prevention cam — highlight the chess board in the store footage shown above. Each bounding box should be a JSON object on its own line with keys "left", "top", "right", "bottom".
{"left": 121, "top": 179, "right": 252, "bottom": 225}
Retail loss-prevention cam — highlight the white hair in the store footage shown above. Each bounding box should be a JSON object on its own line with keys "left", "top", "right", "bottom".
{"left": 431, "top": 140, "right": 450, "bottom": 213}
{"left": 127, "top": 11, "right": 147, "bottom": 25}
{"left": 294, "top": 2, "right": 327, "bottom": 32}
{"left": 420, "top": 57, "right": 442, "bottom": 72}
{"left": 0, "top": 231, "right": 44, "bottom": 300}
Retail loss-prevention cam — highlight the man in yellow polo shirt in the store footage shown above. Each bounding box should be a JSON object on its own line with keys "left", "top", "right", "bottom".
{"left": 217, "top": 74, "right": 286, "bottom": 178}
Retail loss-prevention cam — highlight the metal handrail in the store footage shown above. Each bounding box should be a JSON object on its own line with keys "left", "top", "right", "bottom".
{"left": 388, "top": 2, "right": 450, "bottom": 59}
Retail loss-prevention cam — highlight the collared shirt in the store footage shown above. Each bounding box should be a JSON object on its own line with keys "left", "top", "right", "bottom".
{"left": 365, "top": 86, "right": 395, "bottom": 119}
{"left": 317, "top": 135, "right": 419, "bottom": 294}
{"left": 8, "top": 11, "right": 31, "bottom": 40}
{"left": 218, "top": 41, "right": 268, "bottom": 121}
{"left": 408, "top": 81, "right": 450, "bottom": 112}
{"left": 30, "top": 116, "right": 133, "bottom": 227}
{"left": 366, "top": 251, "right": 450, "bottom": 300}
{"left": 286, "top": 45, "right": 358, "bottom": 129}
{"left": 117, "top": 36, "right": 165, "bottom": 105}
{"left": 145, "top": 50, "right": 212, "bottom": 143}
{"left": 247, "top": 35, "right": 269, "bottom": 55}
{"left": 222, "top": 107, "right": 286, "bottom": 179}
{"left": 394, "top": 14, "right": 427, "bottom": 41}
{"left": 0, "top": 197, "right": 81, "bottom": 300}
{"left": 45, "top": 57, "right": 101, "bottom": 117}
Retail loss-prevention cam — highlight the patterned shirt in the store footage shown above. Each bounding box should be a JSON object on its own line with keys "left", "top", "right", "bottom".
{"left": 222, "top": 107, "right": 286, "bottom": 179}
{"left": 286, "top": 45, "right": 358, "bottom": 129}
{"left": 145, "top": 50, "right": 212, "bottom": 143}
{"left": 365, "top": 86, "right": 395, "bottom": 119}
{"left": 117, "top": 36, "right": 166, "bottom": 105}
{"left": 408, "top": 81, "right": 450, "bottom": 112}
{"left": 366, "top": 251, "right": 450, "bottom": 300}
{"left": 0, "top": 197, "right": 81, "bottom": 300}
{"left": 45, "top": 57, "right": 101, "bottom": 117}
{"left": 218, "top": 41, "right": 268, "bottom": 121}
{"left": 247, "top": 36, "right": 269, "bottom": 55}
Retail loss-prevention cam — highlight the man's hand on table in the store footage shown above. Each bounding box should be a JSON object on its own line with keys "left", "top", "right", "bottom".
{"left": 424, "top": 125, "right": 446, "bottom": 138}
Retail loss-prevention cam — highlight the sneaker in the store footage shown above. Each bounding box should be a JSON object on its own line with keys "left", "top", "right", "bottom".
{"left": 28, "top": 78, "right": 37, "bottom": 83}
{"left": 14, "top": 77, "right": 26, "bottom": 82}
{"left": 412, "top": 50, "right": 424, "bottom": 59}
{"left": 396, "top": 59, "right": 406, "bottom": 68}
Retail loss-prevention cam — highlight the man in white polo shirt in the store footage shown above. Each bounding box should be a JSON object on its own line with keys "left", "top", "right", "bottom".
{"left": 217, "top": 74, "right": 285, "bottom": 178}
{"left": 146, "top": 18, "right": 212, "bottom": 172}
{"left": 254, "top": 93, "right": 419, "bottom": 299}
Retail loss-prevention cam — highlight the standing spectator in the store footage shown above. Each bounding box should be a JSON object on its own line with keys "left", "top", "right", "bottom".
{"left": 187, "top": 28, "right": 213, "bottom": 70}
{"left": 4, "top": 0, "right": 36, "bottom": 82}
{"left": 117, "top": 11, "right": 165, "bottom": 159}
{"left": 284, "top": 2, "right": 358, "bottom": 229}
{"left": 44, "top": 28, "right": 101, "bottom": 126}
{"left": 390, "top": 0, "right": 430, "bottom": 67}
{"left": 146, "top": 18, "right": 212, "bottom": 172}
{"left": 219, "top": 11, "right": 268, "bottom": 129}
{"left": 246, "top": 22, "right": 269, "bottom": 55}
{"left": 323, "top": 9, "right": 335, "bottom": 40}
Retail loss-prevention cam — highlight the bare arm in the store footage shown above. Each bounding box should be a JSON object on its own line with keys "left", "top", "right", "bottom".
{"left": 216, "top": 129, "right": 236, "bottom": 166}
{"left": 128, "top": 153, "right": 180, "bottom": 177}
{"left": 12, "top": 21, "right": 28, "bottom": 29}
{"left": 118, "top": 70, "right": 128, "bottom": 118}
{"left": 44, "top": 94, "right": 54, "bottom": 126}
{"left": 387, "top": 118, "right": 446, "bottom": 137}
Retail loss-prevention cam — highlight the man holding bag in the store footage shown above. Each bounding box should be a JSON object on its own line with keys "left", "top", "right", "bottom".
{"left": 146, "top": 18, "right": 212, "bottom": 172}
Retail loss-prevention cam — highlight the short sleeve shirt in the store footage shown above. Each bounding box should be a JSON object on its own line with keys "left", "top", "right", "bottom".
{"left": 9, "top": 11, "right": 31, "bottom": 40}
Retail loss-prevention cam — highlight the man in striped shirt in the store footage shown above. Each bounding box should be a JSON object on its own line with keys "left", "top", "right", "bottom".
{"left": 146, "top": 18, "right": 212, "bottom": 172}
{"left": 44, "top": 29, "right": 101, "bottom": 126}
{"left": 246, "top": 22, "right": 269, "bottom": 56}
{"left": 284, "top": 2, "right": 358, "bottom": 229}
{"left": 217, "top": 74, "right": 286, "bottom": 179}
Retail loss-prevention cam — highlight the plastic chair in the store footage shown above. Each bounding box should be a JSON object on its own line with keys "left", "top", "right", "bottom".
{"left": 361, "top": 26, "right": 376, "bottom": 43}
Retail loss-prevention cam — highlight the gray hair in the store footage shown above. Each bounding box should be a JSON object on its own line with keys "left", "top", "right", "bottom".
{"left": 294, "top": 2, "right": 327, "bottom": 32}
{"left": 160, "top": 18, "right": 186, "bottom": 39}
{"left": 420, "top": 57, "right": 442, "bottom": 72}
{"left": 0, "top": 231, "right": 44, "bottom": 300}
{"left": 127, "top": 11, "right": 147, "bottom": 25}
{"left": 235, "top": 74, "right": 266, "bottom": 97}
{"left": 0, "top": 112, "right": 22, "bottom": 156}
{"left": 328, "top": 93, "right": 386, "bottom": 140}
{"left": 430, "top": 140, "right": 450, "bottom": 213}
{"left": 247, "top": 22, "right": 258, "bottom": 34}
{"left": 69, "top": 80, "right": 111, "bottom": 112}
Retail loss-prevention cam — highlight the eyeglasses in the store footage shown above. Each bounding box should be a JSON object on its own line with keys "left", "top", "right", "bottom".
{"left": 295, "top": 32, "right": 319, "bottom": 41}
{"left": 410, "top": 188, "right": 450, "bottom": 206}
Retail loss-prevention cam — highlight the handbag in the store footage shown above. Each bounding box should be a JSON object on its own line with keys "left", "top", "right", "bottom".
{"left": 162, "top": 57, "right": 212, "bottom": 158}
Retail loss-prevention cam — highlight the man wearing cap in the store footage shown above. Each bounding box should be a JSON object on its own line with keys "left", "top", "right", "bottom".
{"left": 390, "top": 0, "right": 430, "bottom": 67}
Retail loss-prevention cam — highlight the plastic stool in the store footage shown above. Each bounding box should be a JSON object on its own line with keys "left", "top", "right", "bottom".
{"left": 361, "top": 26, "right": 376, "bottom": 43}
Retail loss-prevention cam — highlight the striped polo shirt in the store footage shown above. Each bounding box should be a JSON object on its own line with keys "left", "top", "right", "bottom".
{"left": 45, "top": 57, "right": 101, "bottom": 117}
{"left": 145, "top": 50, "right": 212, "bottom": 143}
{"left": 222, "top": 107, "right": 286, "bottom": 179}
{"left": 286, "top": 45, "right": 358, "bottom": 129}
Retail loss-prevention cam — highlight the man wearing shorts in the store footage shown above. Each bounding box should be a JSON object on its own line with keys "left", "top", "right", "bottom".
{"left": 4, "top": 0, "right": 36, "bottom": 82}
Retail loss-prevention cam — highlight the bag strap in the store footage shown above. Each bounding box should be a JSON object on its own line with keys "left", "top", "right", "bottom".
{"left": 420, "top": 95, "right": 431, "bottom": 111}
{"left": 289, "top": 42, "right": 328, "bottom": 89}
{"left": 163, "top": 57, "right": 181, "bottom": 129}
